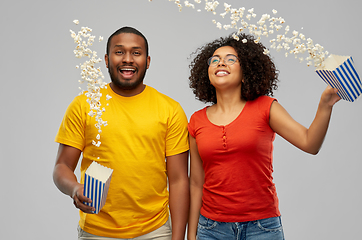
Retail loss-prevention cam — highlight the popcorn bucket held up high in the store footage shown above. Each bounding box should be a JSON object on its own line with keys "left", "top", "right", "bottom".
{"left": 316, "top": 54, "right": 361, "bottom": 102}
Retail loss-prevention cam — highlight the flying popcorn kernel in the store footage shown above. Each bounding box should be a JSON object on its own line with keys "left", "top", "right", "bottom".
{"left": 216, "top": 22, "right": 222, "bottom": 29}
{"left": 92, "top": 140, "right": 101, "bottom": 147}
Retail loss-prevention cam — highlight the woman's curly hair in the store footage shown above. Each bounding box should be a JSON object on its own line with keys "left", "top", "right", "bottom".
{"left": 189, "top": 33, "right": 279, "bottom": 104}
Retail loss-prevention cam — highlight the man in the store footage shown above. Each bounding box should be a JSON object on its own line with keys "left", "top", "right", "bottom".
{"left": 53, "top": 27, "right": 189, "bottom": 240}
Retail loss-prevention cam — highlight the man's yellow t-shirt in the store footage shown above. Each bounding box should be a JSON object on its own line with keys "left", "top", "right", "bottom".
{"left": 55, "top": 84, "right": 189, "bottom": 238}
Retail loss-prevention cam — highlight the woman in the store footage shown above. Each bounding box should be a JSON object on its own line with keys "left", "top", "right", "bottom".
{"left": 187, "top": 33, "right": 340, "bottom": 240}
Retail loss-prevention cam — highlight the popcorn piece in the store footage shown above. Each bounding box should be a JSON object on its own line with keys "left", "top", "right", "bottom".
{"left": 242, "top": 38, "right": 247, "bottom": 43}
{"left": 88, "top": 111, "right": 96, "bottom": 117}
{"left": 70, "top": 30, "right": 76, "bottom": 38}
{"left": 216, "top": 22, "right": 222, "bottom": 29}
{"left": 275, "top": 25, "right": 282, "bottom": 31}
{"left": 184, "top": 1, "right": 195, "bottom": 8}
{"left": 223, "top": 24, "right": 231, "bottom": 30}
{"left": 92, "top": 140, "right": 101, "bottom": 147}
{"left": 220, "top": 12, "right": 227, "bottom": 18}
{"left": 232, "top": 33, "right": 240, "bottom": 41}
{"left": 224, "top": 3, "right": 231, "bottom": 12}
{"left": 73, "top": 19, "right": 79, "bottom": 25}
{"left": 204, "top": 0, "right": 219, "bottom": 12}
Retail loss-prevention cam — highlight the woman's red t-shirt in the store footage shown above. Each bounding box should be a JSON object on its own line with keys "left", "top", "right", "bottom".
{"left": 188, "top": 96, "right": 280, "bottom": 222}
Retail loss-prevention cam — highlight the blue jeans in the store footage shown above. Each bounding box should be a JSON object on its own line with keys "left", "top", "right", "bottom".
{"left": 197, "top": 214, "right": 285, "bottom": 240}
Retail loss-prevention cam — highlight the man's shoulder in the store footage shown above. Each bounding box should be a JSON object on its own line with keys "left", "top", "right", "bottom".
{"left": 146, "top": 86, "right": 180, "bottom": 105}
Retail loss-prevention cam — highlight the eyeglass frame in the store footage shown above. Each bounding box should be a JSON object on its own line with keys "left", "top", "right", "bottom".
{"left": 207, "top": 54, "right": 240, "bottom": 67}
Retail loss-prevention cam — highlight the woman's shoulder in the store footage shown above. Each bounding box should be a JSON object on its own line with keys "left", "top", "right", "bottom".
{"left": 248, "top": 95, "right": 276, "bottom": 106}
{"left": 191, "top": 106, "right": 208, "bottom": 117}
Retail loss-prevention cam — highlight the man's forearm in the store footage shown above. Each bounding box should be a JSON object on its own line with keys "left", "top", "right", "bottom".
{"left": 169, "top": 179, "right": 190, "bottom": 240}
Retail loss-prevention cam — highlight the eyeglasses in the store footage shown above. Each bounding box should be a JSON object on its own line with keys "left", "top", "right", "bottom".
{"left": 207, "top": 54, "right": 239, "bottom": 67}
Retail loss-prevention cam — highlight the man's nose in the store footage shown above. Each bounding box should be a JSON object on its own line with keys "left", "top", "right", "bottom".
{"left": 123, "top": 52, "right": 134, "bottom": 63}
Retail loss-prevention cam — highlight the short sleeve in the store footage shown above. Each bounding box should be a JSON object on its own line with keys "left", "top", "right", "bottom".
{"left": 188, "top": 113, "right": 196, "bottom": 138}
{"left": 55, "top": 95, "right": 87, "bottom": 151}
{"left": 256, "top": 96, "right": 277, "bottom": 123}
{"left": 165, "top": 103, "right": 189, "bottom": 157}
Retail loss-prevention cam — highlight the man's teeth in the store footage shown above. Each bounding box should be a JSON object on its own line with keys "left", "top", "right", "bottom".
{"left": 120, "top": 68, "right": 136, "bottom": 72}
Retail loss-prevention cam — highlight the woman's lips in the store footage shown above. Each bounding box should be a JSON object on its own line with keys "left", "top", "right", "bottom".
{"left": 215, "top": 70, "right": 230, "bottom": 76}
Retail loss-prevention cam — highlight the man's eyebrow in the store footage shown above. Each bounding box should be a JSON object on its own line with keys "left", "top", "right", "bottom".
{"left": 113, "top": 45, "right": 142, "bottom": 50}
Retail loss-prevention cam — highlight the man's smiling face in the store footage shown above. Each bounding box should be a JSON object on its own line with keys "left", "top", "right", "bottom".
{"left": 105, "top": 33, "right": 150, "bottom": 96}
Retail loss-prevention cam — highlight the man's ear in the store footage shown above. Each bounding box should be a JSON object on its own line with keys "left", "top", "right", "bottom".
{"left": 105, "top": 54, "right": 109, "bottom": 68}
{"left": 146, "top": 56, "right": 151, "bottom": 69}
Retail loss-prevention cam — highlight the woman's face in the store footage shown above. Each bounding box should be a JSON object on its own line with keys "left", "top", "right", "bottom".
{"left": 208, "top": 46, "right": 243, "bottom": 90}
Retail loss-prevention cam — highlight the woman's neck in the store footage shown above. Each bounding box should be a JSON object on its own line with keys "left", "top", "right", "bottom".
{"left": 213, "top": 88, "right": 246, "bottom": 113}
{"left": 206, "top": 88, "right": 247, "bottom": 126}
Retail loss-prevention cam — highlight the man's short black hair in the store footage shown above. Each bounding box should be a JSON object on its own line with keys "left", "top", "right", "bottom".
{"left": 106, "top": 26, "right": 149, "bottom": 56}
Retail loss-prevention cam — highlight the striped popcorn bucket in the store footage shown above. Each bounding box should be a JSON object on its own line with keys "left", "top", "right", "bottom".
{"left": 83, "top": 162, "right": 113, "bottom": 214}
{"left": 316, "top": 54, "right": 361, "bottom": 102}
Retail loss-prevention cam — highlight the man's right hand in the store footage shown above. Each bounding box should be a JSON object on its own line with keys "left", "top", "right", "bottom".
{"left": 72, "top": 183, "right": 95, "bottom": 214}
{"left": 53, "top": 144, "right": 95, "bottom": 214}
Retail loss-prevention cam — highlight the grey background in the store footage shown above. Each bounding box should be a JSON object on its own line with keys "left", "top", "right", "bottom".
{"left": 1, "top": 0, "right": 361, "bottom": 239}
